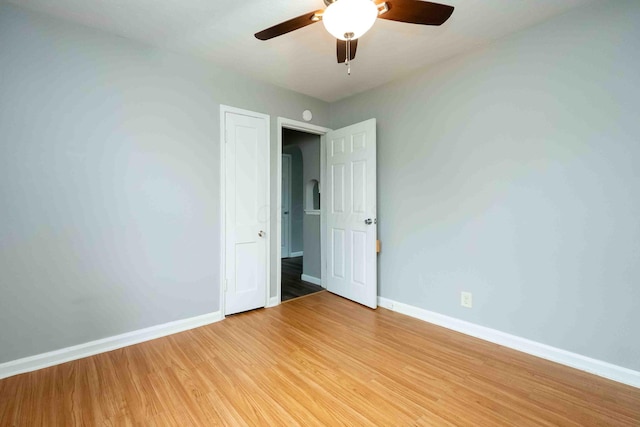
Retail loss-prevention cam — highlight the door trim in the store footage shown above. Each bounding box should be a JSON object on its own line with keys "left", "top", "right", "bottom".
{"left": 276, "top": 118, "right": 332, "bottom": 305}
{"left": 281, "top": 153, "right": 292, "bottom": 259}
{"left": 220, "top": 105, "right": 271, "bottom": 317}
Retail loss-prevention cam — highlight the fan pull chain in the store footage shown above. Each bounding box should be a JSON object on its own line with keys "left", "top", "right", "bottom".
{"left": 345, "top": 32, "right": 354, "bottom": 76}
{"left": 346, "top": 37, "right": 351, "bottom": 75}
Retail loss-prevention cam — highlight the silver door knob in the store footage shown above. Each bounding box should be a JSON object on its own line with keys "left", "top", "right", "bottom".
{"left": 364, "top": 218, "right": 373, "bottom": 225}
{"left": 258, "top": 230, "right": 265, "bottom": 237}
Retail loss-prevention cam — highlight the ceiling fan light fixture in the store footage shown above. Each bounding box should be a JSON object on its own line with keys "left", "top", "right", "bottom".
{"left": 322, "top": 0, "right": 378, "bottom": 41}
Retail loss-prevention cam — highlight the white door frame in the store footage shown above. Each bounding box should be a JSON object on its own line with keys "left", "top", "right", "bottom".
{"left": 219, "top": 105, "right": 271, "bottom": 317}
{"left": 281, "top": 153, "right": 292, "bottom": 259}
{"left": 276, "top": 117, "right": 332, "bottom": 305}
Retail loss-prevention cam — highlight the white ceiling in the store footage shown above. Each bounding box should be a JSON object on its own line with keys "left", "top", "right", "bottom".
{"left": 9, "top": 0, "right": 595, "bottom": 102}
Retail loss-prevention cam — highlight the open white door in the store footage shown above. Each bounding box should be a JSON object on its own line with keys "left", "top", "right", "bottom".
{"left": 325, "top": 119, "right": 377, "bottom": 309}
{"left": 223, "top": 108, "right": 269, "bottom": 315}
{"left": 281, "top": 154, "right": 291, "bottom": 258}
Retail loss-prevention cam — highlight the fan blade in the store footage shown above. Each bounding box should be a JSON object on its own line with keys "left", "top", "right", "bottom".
{"left": 337, "top": 39, "right": 358, "bottom": 63}
{"left": 379, "top": 0, "right": 454, "bottom": 26}
{"left": 255, "top": 10, "right": 323, "bottom": 40}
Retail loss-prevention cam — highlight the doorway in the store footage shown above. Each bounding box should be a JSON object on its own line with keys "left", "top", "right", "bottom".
{"left": 276, "top": 118, "right": 331, "bottom": 303}
{"left": 280, "top": 128, "right": 323, "bottom": 302}
{"left": 274, "top": 117, "right": 378, "bottom": 308}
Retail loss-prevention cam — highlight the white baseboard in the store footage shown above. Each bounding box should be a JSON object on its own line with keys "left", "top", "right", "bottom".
{"left": 0, "top": 311, "right": 223, "bottom": 380}
{"left": 290, "top": 251, "right": 303, "bottom": 257}
{"left": 378, "top": 297, "right": 640, "bottom": 389}
{"left": 266, "top": 296, "right": 280, "bottom": 308}
{"left": 301, "top": 274, "right": 321, "bottom": 286}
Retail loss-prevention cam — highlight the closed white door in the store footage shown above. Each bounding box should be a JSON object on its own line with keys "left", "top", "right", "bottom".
{"left": 281, "top": 154, "right": 292, "bottom": 258}
{"left": 325, "top": 119, "right": 377, "bottom": 309}
{"left": 223, "top": 109, "right": 269, "bottom": 315}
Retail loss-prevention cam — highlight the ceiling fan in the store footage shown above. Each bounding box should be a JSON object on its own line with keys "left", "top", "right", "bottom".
{"left": 255, "top": 0, "right": 454, "bottom": 74}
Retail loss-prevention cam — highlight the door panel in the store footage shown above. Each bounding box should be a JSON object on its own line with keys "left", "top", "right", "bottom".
{"left": 325, "top": 119, "right": 377, "bottom": 309}
{"left": 224, "top": 110, "right": 269, "bottom": 315}
{"left": 332, "top": 228, "right": 345, "bottom": 279}
{"left": 332, "top": 164, "right": 345, "bottom": 213}
{"left": 352, "top": 230, "right": 367, "bottom": 286}
{"left": 235, "top": 244, "right": 258, "bottom": 293}
{"left": 352, "top": 160, "right": 366, "bottom": 213}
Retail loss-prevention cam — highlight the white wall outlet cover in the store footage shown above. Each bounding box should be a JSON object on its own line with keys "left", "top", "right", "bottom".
{"left": 302, "top": 110, "right": 313, "bottom": 121}
{"left": 461, "top": 291, "right": 473, "bottom": 308}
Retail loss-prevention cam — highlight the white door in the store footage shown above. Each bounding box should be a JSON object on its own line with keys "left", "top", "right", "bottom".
{"left": 223, "top": 108, "right": 269, "bottom": 315}
{"left": 325, "top": 119, "right": 377, "bottom": 309}
{"left": 281, "top": 154, "right": 292, "bottom": 258}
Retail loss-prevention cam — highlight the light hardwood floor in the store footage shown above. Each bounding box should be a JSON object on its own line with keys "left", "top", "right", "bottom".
{"left": 1, "top": 291, "right": 639, "bottom": 426}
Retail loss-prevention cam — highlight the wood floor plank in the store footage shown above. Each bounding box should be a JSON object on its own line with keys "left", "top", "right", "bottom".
{"left": 1, "top": 291, "right": 639, "bottom": 426}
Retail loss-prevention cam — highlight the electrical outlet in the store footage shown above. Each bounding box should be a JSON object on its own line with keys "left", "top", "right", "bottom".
{"left": 461, "top": 291, "right": 473, "bottom": 308}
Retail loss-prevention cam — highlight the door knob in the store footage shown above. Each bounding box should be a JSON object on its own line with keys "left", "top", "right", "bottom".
{"left": 364, "top": 218, "right": 373, "bottom": 225}
{"left": 258, "top": 230, "right": 265, "bottom": 237}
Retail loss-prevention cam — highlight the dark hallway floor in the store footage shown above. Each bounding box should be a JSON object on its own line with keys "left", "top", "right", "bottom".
{"left": 281, "top": 257, "right": 323, "bottom": 302}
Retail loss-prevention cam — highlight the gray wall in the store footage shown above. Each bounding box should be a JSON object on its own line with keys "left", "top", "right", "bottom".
{"left": 330, "top": 0, "right": 640, "bottom": 371}
{"left": 283, "top": 130, "right": 322, "bottom": 279}
{"left": 0, "top": 4, "right": 329, "bottom": 363}
{"left": 282, "top": 145, "right": 303, "bottom": 254}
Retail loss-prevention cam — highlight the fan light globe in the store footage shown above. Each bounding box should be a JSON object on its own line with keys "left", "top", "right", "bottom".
{"left": 322, "top": 0, "right": 378, "bottom": 41}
